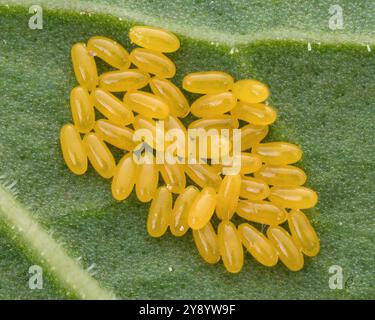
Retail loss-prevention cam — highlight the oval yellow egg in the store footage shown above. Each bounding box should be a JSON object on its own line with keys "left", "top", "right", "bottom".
{"left": 241, "top": 124, "right": 269, "bottom": 151}
{"left": 267, "top": 226, "right": 304, "bottom": 271}
{"left": 159, "top": 163, "right": 186, "bottom": 194}
{"left": 124, "top": 90, "right": 170, "bottom": 119}
{"left": 185, "top": 164, "right": 222, "bottom": 190}
{"left": 150, "top": 77, "right": 190, "bottom": 118}
{"left": 216, "top": 174, "right": 241, "bottom": 220}
{"left": 240, "top": 152, "right": 262, "bottom": 174}
{"left": 254, "top": 164, "right": 307, "bottom": 186}
{"left": 183, "top": 71, "right": 234, "bottom": 94}
{"left": 193, "top": 222, "right": 220, "bottom": 264}
{"left": 288, "top": 209, "right": 320, "bottom": 257}
{"left": 218, "top": 221, "right": 244, "bottom": 273}
{"left": 70, "top": 86, "right": 95, "bottom": 133}
{"left": 232, "top": 79, "right": 269, "bottom": 103}
{"left": 164, "top": 114, "right": 187, "bottom": 133}
{"left": 238, "top": 223, "right": 278, "bottom": 267}
{"left": 171, "top": 186, "right": 199, "bottom": 237}
{"left": 60, "top": 124, "right": 87, "bottom": 175}
{"left": 188, "top": 187, "right": 217, "bottom": 230}
{"left": 147, "top": 186, "right": 172, "bottom": 237}
{"left": 130, "top": 48, "right": 176, "bottom": 78}
{"left": 191, "top": 132, "right": 232, "bottom": 161}
{"left": 163, "top": 115, "right": 188, "bottom": 158}
{"left": 129, "top": 26, "right": 180, "bottom": 53}
{"left": 231, "top": 102, "right": 277, "bottom": 126}
{"left": 269, "top": 186, "right": 318, "bottom": 209}
{"left": 252, "top": 142, "right": 302, "bottom": 165}
{"left": 91, "top": 88, "right": 134, "bottom": 126}
{"left": 71, "top": 43, "right": 98, "bottom": 91}
{"left": 87, "top": 36, "right": 130, "bottom": 69}
{"left": 191, "top": 92, "right": 236, "bottom": 117}
{"left": 94, "top": 119, "right": 135, "bottom": 151}
{"left": 111, "top": 153, "right": 137, "bottom": 201}
{"left": 99, "top": 69, "right": 150, "bottom": 92}
{"left": 83, "top": 132, "right": 116, "bottom": 179}
{"left": 135, "top": 157, "right": 159, "bottom": 203}
{"left": 236, "top": 200, "right": 287, "bottom": 225}
{"left": 133, "top": 115, "right": 166, "bottom": 151}
{"left": 240, "top": 177, "right": 270, "bottom": 201}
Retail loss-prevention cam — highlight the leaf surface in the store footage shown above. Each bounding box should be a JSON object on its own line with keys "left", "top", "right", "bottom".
{"left": 0, "top": 1, "right": 374, "bottom": 299}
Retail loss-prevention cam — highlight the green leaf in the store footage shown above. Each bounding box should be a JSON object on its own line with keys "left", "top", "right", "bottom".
{"left": 0, "top": 1, "right": 374, "bottom": 299}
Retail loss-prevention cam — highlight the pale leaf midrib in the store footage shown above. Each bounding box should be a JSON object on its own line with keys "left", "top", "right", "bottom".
{"left": 2, "top": 0, "right": 375, "bottom": 47}
{"left": 0, "top": 186, "right": 116, "bottom": 300}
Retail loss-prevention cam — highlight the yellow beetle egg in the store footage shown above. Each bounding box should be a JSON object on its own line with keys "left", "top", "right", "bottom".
{"left": 231, "top": 101, "right": 277, "bottom": 126}
{"left": 191, "top": 92, "right": 236, "bottom": 117}
{"left": 147, "top": 186, "right": 172, "bottom": 237}
{"left": 159, "top": 163, "right": 186, "bottom": 194}
{"left": 111, "top": 153, "right": 137, "bottom": 201}
{"left": 150, "top": 77, "right": 190, "bottom": 118}
{"left": 216, "top": 174, "right": 241, "bottom": 220}
{"left": 124, "top": 90, "right": 170, "bottom": 119}
{"left": 238, "top": 223, "right": 278, "bottom": 267}
{"left": 60, "top": 124, "right": 87, "bottom": 175}
{"left": 240, "top": 177, "right": 270, "bottom": 201}
{"left": 71, "top": 43, "right": 98, "bottom": 91}
{"left": 218, "top": 221, "right": 244, "bottom": 273}
{"left": 236, "top": 200, "right": 287, "bottom": 225}
{"left": 185, "top": 164, "right": 222, "bottom": 190}
{"left": 269, "top": 186, "right": 318, "bottom": 209}
{"left": 83, "top": 132, "right": 116, "bottom": 179}
{"left": 254, "top": 164, "right": 307, "bottom": 186}
{"left": 193, "top": 222, "right": 220, "bottom": 264}
{"left": 267, "top": 226, "right": 304, "bottom": 271}
{"left": 288, "top": 209, "right": 320, "bottom": 257}
{"left": 232, "top": 79, "right": 269, "bottom": 103}
{"left": 183, "top": 71, "right": 234, "bottom": 94}
{"left": 163, "top": 115, "right": 188, "bottom": 158}
{"left": 91, "top": 88, "right": 134, "bottom": 126}
{"left": 87, "top": 36, "right": 131, "bottom": 69}
{"left": 252, "top": 142, "right": 302, "bottom": 165}
{"left": 129, "top": 26, "right": 180, "bottom": 53}
{"left": 135, "top": 156, "right": 159, "bottom": 203}
{"left": 241, "top": 124, "right": 269, "bottom": 150}
{"left": 99, "top": 69, "right": 150, "bottom": 92}
{"left": 240, "top": 152, "right": 262, "bottom": 174}
{"left": 130, "top": 48, "right": 176, "bottom": 78}
{"left": 171, "top": 186, "right": 199, "bottom": 237}
{"left": 188, "top": 187, "right": 217, "bottom": 230}
{"left": 70, "top": 86, "right": 95, "bottom": 133}
{"left": 164, "top": 114, "right": 187, "bottom": 134}
{"left": 94, "top": 119, "right": 135, "bottom": 151}
{"left": 133, "top": 115, "right": 166, "bottom": 151}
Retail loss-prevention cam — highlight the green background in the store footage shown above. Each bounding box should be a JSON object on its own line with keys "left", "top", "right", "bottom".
{"left": 0, "top": 0, "right": 374, "bottom": 299}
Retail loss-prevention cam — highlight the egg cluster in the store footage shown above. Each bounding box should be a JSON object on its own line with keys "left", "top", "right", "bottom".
{"left": 60, "top": 26, "right": 320, "bottom": 273}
